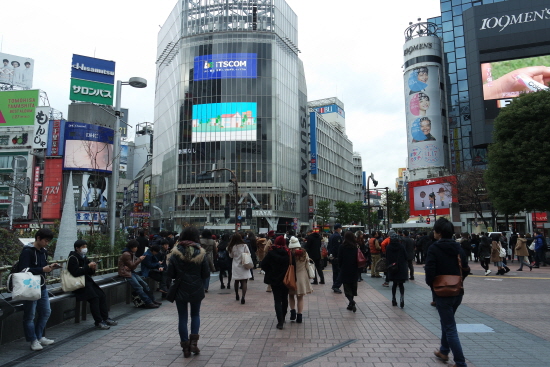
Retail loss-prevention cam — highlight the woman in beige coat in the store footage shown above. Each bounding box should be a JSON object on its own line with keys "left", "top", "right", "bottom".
{"left": 490, "top": 233, "right": 507, "bottom": 275}
{"left": 288, "top": 236, "right": 313, "bottom": 323}
{"left": 515, "top": 233, "right": 532, "bottom": 271}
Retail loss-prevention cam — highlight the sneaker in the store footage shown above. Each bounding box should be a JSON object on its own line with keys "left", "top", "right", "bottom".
{"left": 332, "top": 287, "right": 342, "bottom": 294}
{"left": 38, "top": 337, "right": 54, "bottom": 345}
{"left": 30, "top": 340, "right": 43, "bottom": 351}
{"left": 104, "top": 318, "right": 118, "bottom": 326}
{"left": 485, "top": 269, "right": 492, "bottom": 276}
{"left": 382, "top": 282, "right": 389, "bottom": 287}
{"left": 95, "top": 322, "right": 110, "bottom": 330}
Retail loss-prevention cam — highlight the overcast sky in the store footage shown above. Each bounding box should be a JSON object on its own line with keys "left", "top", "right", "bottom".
{"left": 2, "top": 0, "right": 441, "bottom": 190}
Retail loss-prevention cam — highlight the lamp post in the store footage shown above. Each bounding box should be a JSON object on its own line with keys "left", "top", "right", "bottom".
{"left": 109, "top": 77, "right": 147, "bottom": 248}
{"left": 205, "top": 168, "right": 239, "bottom": 233}
{"left": 366, "top": 173, "right": 378, "bottom": 233}
{"left": 429, "top": 191, "right": 437, "bottom": 223}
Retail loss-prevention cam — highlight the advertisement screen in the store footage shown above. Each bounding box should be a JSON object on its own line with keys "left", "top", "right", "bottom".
{"left": 408, "top": 176, "right": 457, "bottom": 217}
{"left": 193, "top": 53, "right": 257, "bottom": 81}
{"left": 0, "top": 52, "right": 34, "bottom": 89}
{"left": 63, "top": 122, "right": 114, "bottom": 172}
{"left": 81, "top": 173, "right": 108, "bottom": 208}
{"left": 404, "top": 66, "right": 445, "bottom": 169}
{"left": 192, "top": 102, "right": 257, "bottom": 142}
{"left": 481, "top": 55, "right": 550, "bottom": 101}
{"left": 0, "top": 89, "right": 39, "bottom": 126}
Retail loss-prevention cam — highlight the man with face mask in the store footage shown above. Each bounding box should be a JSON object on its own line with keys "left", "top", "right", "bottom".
{"left": 68, "top": 240, "right": 117, "bottom": 330}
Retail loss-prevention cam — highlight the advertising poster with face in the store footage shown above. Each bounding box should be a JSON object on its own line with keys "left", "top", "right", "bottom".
{"left": 404, "top": 65, "right": 444, "bottom": 169}
{"left": 81, "top": 173, "right": 108, "bottom": 208}
{"left": 408, "top": 176, "right": 456, "bottom": 217}
{"left": 0, "top": 52, "right": 34, "bottom": 89}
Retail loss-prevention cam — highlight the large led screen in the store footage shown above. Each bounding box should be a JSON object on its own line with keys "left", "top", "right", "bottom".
{"left": 404, "top": 65, "right": 445, "bottom": 169}
{"left": 63, "top": 122, "right": 114, "bottom": 172}
{"left": 192, "top": 102, "right": 257, "bottom": 142}
{"left": 481, "top": 55, "right": 550, "bottom": 100}
{"left": 193, "top": 53, "right": 257, "bottom": 81}
{"left": 408, "top": 176, "right": 457, "bottom": 217}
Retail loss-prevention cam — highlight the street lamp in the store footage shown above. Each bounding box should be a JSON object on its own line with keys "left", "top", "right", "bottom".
{"left": 109, "top": 77, "right": 147, "bottom": 248}
{"left": 205, "top": 168, "right": 239, "bottom": 233}
{"left": 366, "top": 173, "right": 378, "bottom": 233}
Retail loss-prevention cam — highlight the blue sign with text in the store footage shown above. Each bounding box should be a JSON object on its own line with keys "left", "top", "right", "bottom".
{"left": 194, "top": 53, "right": 257, "bottom": 81}
{"left": 71, "top": 54, "right": 116, "bottom": 85}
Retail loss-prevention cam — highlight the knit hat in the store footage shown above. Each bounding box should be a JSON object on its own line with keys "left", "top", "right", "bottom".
{"left": 273, "top": 235, "right": 286, "bottom": 247}
{"left": 388, "top": 230, "right": 398, "bottom": 239}
{"left": 268, "top": 230, "right": 275, "bottom": 237}
{"left": 288, "top": 236, "right": 301, "bottom": 249}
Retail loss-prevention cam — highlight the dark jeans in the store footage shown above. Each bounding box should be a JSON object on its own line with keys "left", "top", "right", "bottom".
{"left": 536, "top": 250, "right": 548, "bottom": 266}
{"left": 480, "top": 258, "right": 490, "bottom": 271}
{"left": 435, "top": 294, "right": 467, "bottom": 367}
{"left": 89, "top": 292, "right": 109, "bottom": 324}
{"left": 312, "top": 258, "right": 324, "bottom": 283}
{"left": 331, "top": 259, "right": 342, "bottom": 289}
{"left": 407, "top": 260, "right": 414, "bottom": 278}
{"left": 23, "top": 287, "right": 51, "bottom": 342}
{"left": 219, "top": 268, "right": 232, "bottom": 285}
{"left": 271, "top": 284, "right": 289, "bottom": 324}
{"left": 415, "top": 249, "right": 423, "bottom": 263}
{"left": 175, "top": 300, "right": 201, "bottom": 342}
{"left": 126, "top": 273, "right": 153, "bottom": 304}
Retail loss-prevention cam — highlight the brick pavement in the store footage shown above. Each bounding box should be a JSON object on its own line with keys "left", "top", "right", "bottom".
{"left": 1, "top": 261, "right": 549, "bottom": 367}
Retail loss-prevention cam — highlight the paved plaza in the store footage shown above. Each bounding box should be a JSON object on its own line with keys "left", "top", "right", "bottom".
{"left": 1, "top": 261, "right": 550, "bottom": 367}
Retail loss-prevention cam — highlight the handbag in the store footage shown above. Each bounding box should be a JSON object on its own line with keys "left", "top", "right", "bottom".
{"left": 241, "top": 252, "right": 254, "bottom": 270}
{"left": 432, "top": 254, "right": 463, "bottom": 297}
{"left": 375, "top": 258, "right": 387, "bottom": 272}
{"left": 283, "top": 252, "right": 297, "bottom": 291}
{"left": 529, "top": 242, "right": 535, "bottom": 251}
{"left": 166, "top": 278, "right": 182, "bottom": 303}
{"left": 357, "top": 248, "right": 367, "bottom": 268}
{"left": 499, "top": 245, "right": 506, "bottom": 258}
{"left": 307, "top": 259, "right": 316, "bottom": 279}
{"left": 61, "top": 256, "right": 86, "bottom": 292}
{"left": 7, "top": 268, "right": 43, "bottom": 301}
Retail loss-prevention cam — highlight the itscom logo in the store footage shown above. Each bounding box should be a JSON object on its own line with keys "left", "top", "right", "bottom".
{"left": 203, "top": 61, "right": 213, "bottom": 69}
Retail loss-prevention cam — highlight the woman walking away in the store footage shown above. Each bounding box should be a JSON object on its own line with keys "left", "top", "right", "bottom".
{"left": 288, "top": 236, "right": 313, "bottom": 323}
{"left": 167, "top": 226, "right": 210, "bottom": 358}
{"left": 216, "top": 233, "right": 233, "bottom": 288}
{"left": 228, "top": 233, "right": 250, "bottom": 304}
{"left": 386, "top": 231, "right": 408, "bottom": 308}
{"left": 490, "top": 233, "right": 507, "bottom": 275}
{"left": 515, "top": 233, "right": 533, "bottom": 271}
{"left": 261, "top": 236, "right": 290, "bottom": 329}
{"left": 478, "top": 232, "right": 492, "bottom": 275}
{"left": 338, "top": 231, "right": 359, "bottom": 312}
{"left": 199, "top": 229, "right": 217, "bottom": 292}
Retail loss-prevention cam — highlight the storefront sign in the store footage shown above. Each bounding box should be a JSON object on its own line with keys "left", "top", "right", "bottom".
{"left": 33, "top": 107, "right": 50, "bottom": 149}
{"left": 480, "top": 9, "right": 550, "bottom": 32}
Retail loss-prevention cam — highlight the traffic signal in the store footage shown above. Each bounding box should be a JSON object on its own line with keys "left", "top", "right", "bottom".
{"left": 377, "top": 209, "right": 384, "bottom": 220}
{"left": 246, "top": 207, "right": 252, "bottom": 220}
{"left": 224, "top": 206, "right": 230, "bottom": 218}
{"left": 426, "top": 217, "right": 431, "bottom": 224}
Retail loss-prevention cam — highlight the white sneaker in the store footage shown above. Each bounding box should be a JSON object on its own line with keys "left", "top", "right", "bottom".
{"left": 485, "top": 269, "right": 491, "bottom": 276}
{"left": 38, "top": 337, "right": 54, "bottom": 345}
{"left": 30, "top": 340, "right": 43, "bottom": 351}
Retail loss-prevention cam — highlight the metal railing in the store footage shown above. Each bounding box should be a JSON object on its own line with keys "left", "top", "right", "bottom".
{"left": 0, "top": 254, "right": 120, "bottom": 294}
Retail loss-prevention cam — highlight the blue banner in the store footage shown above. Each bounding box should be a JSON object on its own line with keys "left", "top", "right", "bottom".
{"left": 309, "top": 112, "right": 318, "bottom": 174}
{"left": 71, "top": 54, "right": 115, "bottom": 85}
{"left": 312, "top": 104, "right": 345, "bottom": 118}
{"left": 64, "top": 122, "right": 113, "bottom": 143}
{"left": 193, "top": 53, "right": 257, "bottom": 81}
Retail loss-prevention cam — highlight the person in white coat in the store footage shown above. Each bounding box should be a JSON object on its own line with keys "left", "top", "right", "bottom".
{"left": 228, "top": 233, "right": 251, "bottom": 304}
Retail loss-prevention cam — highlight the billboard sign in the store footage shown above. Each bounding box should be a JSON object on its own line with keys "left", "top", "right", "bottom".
{"left": 76, "top": 211, "right": 107, "bottom": 223}
{"left": 193, "top": 53, "right": 257, "bottom": 81}
{"left": 404, "top": 65, "right": 445, "bottom": 169}
{"left": 42, "top": 158, "right": 63, "bottom": 219}
{"left": 408, "top": 176, "right": 457, "bottom": 217}
{"left": 33, "top": 107, "right": 50, "bottom": 149}
{"left": 47, "top": 119, "right": 65, "bottom": 156}
{"left": 192, "top": 102, "right": 257, "bottom": 142}
{"left": 0, "top": 89, "right": 39, "bottom": 126}
{"left": 63, "top": 122, "right": 114, "bottom": 172}
{"left": 309, "top": 112, "right": 318, "bottom": 174}
{"left": 71, "top": 54, "right": 115, "bottom": 84}
{"left": 0, "top": 52, "right": 34, "bottom": 89}
{"left": 81, "top": 173, "right": 108, "bottom": 208}
{"left": 311, "top": 104, "right": 345, "bottom": 118}
{"left": 70, "top": 78, "right": 114, "bottom": 105}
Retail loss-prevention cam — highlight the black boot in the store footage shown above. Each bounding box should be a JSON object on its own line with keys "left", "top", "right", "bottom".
{"left": 290, "top": 309, "right": 296, "bottom": 321}
{"left": 392, "top": 297, "right": 397, "bottom": 307}
{"left": 400, "top": 294, "right": 405, "bottom": 308}
{"left": 296, "top": 313, "right": 303, "bottom": 323}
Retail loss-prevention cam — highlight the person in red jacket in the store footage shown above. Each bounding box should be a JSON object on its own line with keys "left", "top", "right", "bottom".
{"left": 369, "top": 231, "right": 382, "bottom": 278}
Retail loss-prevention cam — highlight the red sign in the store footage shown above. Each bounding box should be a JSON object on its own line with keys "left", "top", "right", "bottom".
{"left": 532, "top": 212, "right": 548, "bottom": 222}
{"left": 50, "top": 120, "right": 61, "bottom": 155}
{"left": 408, "top": 176, "right": 457, "bottom": 217}
{"left": 13, "top": 224, "right": 30, "bottom": 229}
{"left": 33, "top": 166, "right": 41, "bottom": 202}
{"left": 42, "top": 158, "right": 63, "bottom": 219}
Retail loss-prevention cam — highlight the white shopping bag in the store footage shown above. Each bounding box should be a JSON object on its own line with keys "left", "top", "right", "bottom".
{"left": 8, "top": 269, "right": 43, "bottom": 301}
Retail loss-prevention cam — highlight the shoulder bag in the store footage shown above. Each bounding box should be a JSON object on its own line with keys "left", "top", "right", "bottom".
{"left": 498, "top": 244, "right": 506, "bottom": 258}
{"left": 61, "top": 256, "right": 86, "bottom": 292}
{"left": 357, "top": 247, "right": 367, "bottom": 268}
{"left": 7, "top": 268, "right": 44, "bottom": 301}
{"left": 283, "top": 252, "right": 297, "bottom": 291}
{"left": 241, "top": 251, "right": 254, "bottom": 270}
{"left": 432, "top": 254, "right": 463, "bottom": 297}
{"left": 306, "top": 259, "right": 316, "bottom": 279}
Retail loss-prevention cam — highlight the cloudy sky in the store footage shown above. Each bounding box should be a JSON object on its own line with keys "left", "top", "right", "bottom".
{"left": 2, "top": 0, "right": 441, "bottom": 190}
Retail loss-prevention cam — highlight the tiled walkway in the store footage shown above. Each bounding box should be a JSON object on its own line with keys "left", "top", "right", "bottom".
{"left": 1, "top": 261, "right": 550, "bottom": 367}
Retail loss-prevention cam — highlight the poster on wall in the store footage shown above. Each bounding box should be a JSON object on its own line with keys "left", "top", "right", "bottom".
{"left": 192, "top": 102, "right": 257, "bottom": 142}
{"left": 404, "top": 65, "right": 444, "bottom": 169}
{"left": 408, "top": 176, "right": 457, "bottom": 217}
{"left": 81, "top": 173, "right": 108, "bottom": 208}
{"left": 0, "top": 90, "right": 39, "bottom": 126}
{"left": 0, "top": 52, "right": 34, "bottom": 89}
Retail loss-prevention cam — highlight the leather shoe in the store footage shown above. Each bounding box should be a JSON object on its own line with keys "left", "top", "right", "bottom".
{"left": 145, "top": 303, "right": 159, "bottom": 309}
{"left": 332, "top": 287, "right": 342, "bottom": 294}
{"left": 430, "top": 301, "right": 436, "bottom": 307}
{"left": 153, "top": 300, "right": 162, "bottom": 305}
{"left": 433, "top": 350, "right": 449, "bottom": 361}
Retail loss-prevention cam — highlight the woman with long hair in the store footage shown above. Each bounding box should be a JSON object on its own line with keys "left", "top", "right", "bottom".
{"left": 288, "top": 236, "right": 313, "bottom": 323}
{"left": 216, "top": 233, "right": 233, "bottom": 289}
{"left": 261, "top": 235, "right": 290, "bottom": 329}
{"left": 338, "top": 231, "right": 359, "bottom": 312}
{"left": 385, "top": 230, "right": 408, "bottom": 308}
{"left": 490, "top": 233, "right": 507, "bottom": 275}
{"left": 228, "top": 233, "right": 251, "bottom": 304}
{"left": 167, "top": 226, "right": 210, "bottom": 358}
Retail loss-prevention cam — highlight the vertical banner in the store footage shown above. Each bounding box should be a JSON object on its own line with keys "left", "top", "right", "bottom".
{"left": 144, "top": 184, "right": 150, "bottom": 204}
{"left": 47, "top": 119, "right": 65, "bottom": 156}
{"left": 33, "top": 107, "right": 50, "bottom": 149}
{"left": 309, "top": 111, "right": 318, "bottom": 174}
{"left": 42, "top": 158, "right": 63, "bottom": 219}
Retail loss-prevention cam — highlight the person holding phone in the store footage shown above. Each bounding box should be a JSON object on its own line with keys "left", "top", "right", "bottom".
{"left": 68, "top": 240, "right": 117, "bottom": 330}
{"left": 17, "top": 229, "right": 60, "bottom": 351}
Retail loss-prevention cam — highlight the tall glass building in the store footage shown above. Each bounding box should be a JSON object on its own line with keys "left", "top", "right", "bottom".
{"left": 152, "top": 0, "right": 308, "bottom": 233}
{"left": 428, "top": 0, "right": 508, "bottom": 173}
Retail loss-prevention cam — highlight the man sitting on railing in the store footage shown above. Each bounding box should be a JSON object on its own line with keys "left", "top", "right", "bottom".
{"left": 68, "top": 240, "right": 118, "bottom": 330}
{"left": 118, "top": 240, "right": 161, "bottom": 309}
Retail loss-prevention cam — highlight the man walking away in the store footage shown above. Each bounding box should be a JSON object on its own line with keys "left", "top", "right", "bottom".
{"left": 402, "top": 230, "right": 415, "bottom": 280}
{"left": 305, "top": 229, "right": 325, "bottom": 284}
{"left": 327, "top": 224, "right": 343, "bottom": 293}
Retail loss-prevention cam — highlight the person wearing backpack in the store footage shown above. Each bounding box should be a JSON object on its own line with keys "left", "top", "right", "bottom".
{"left": 17, "top": 229, "right": 61, "bottom": 351}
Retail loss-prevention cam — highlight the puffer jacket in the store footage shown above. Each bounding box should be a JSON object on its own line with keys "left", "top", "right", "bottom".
{"left": 118, "top": 248, "right": 143, "bottom": 278}
{"left": 166, "top": 242, "right": 209, "bottom": 303}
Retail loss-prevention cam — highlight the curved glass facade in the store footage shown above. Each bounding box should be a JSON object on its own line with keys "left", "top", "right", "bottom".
{"left": 153, "top": 0, "right": 308, "bottom": 232}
